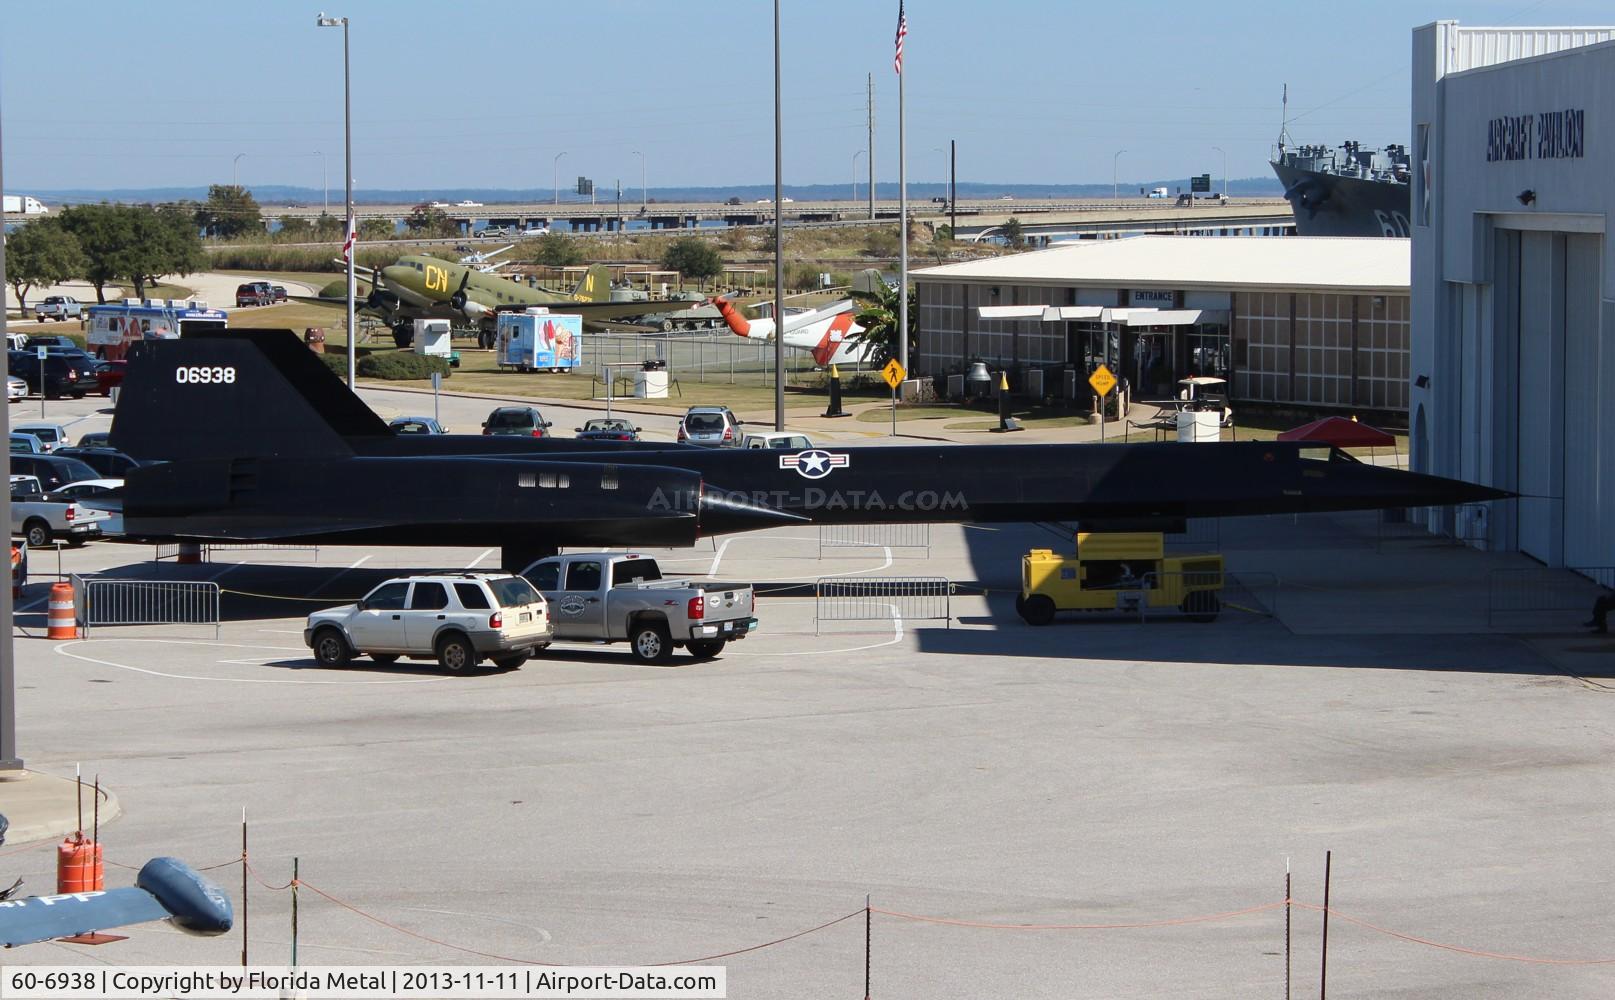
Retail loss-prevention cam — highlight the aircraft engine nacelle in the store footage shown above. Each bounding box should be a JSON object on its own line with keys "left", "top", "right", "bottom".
{"left": 452, "top": 294, "right": 489, "bottom": 321}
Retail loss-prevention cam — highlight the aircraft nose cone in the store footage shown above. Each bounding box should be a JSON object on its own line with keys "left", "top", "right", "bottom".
{"left": 699, "top": 484, "right": 807, "bottom": 535}
{"left": 380, "top": 265, "right": 408, "bottom": 286}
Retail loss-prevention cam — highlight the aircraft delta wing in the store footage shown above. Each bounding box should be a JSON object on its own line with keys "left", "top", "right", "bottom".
{"left": 107, "top": 329, "right": 1510, "bottom": 574}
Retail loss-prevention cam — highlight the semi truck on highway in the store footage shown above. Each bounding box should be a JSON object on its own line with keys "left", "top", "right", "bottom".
{"left": 2, "top": 195, "right": 48, "bottom": 216}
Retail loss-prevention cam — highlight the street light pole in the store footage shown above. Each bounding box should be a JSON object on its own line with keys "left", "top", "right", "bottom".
{"left": 1112, "top": 149, "right": 1126, "bottom": 201}
{"left": 1212, "top": 145, "right": 1227, "bottom": 198}
{"left": 852, "top": 150, "right": 865, "bottom": 202}
{"left": 772, "top": 0, "right": 784, "bottom": 432}
{"left": 633, "top": 150, "right": 645, "bottom": 208}
{"left": 553, "top": 151, "right": 567, "bottom": 206}
{"left": 317, "top": 12, "right": 354, "bottom": 388}
{"left": 314, "top": 150, "right": 327, "bottom": 215}
{"left": 233, "top": 152, "right": 246, "bottom": 187}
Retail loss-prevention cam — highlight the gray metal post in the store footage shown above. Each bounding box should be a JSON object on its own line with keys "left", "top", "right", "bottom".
{"left": 867, "top": 73, "right": 876, "bottom": 220}
{"left": 0, "top": 75, "right": 21, "bottom": 769}
{"left": 950, "top": 139, "right": 956, "bottom": 235}
{"left": 772, "top": 0, "right": 785, "bottom": 431}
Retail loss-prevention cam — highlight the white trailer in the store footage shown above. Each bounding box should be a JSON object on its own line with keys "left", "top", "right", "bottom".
{"left": 2, "top": 195, "right": 48, "bottom": 216}
{"left": 496, "top": 310, "right": 583, "bottom": 374}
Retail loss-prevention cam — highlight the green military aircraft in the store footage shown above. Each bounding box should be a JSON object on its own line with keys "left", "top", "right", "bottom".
{"left": 334, "top": 255, "right": 664, "bottom": 347}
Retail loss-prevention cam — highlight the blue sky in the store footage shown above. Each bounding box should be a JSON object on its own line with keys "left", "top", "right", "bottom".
{"left": 3, "top": 0, "right": 1611, "bottom": 193}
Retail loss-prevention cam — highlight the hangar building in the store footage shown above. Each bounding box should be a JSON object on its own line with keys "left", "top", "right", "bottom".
{"left": 913, "top": 235, "right": 1410, "bottom": 414}
{"left": 1411, "top": 22, "right": 1615, "bottom": 566}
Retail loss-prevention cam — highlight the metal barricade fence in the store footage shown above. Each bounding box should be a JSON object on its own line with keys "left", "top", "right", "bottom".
{"left": 815, "top": 577, "right": 952, "bottom": 633}
{"left": 74, "top": 576, "right": 221, "bottom": 638}
{"left": 579, "top": 332, "right": 856, "bottom": 387}
{"left": 1487, "top": 566, "right": 1614, "bottom": 629}
{"left": 818, "top": 523, "right": 932, "bottom": 557}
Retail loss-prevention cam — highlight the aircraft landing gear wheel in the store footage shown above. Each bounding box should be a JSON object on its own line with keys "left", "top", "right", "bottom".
{"left": 631, "top": 622, "right": 674, "bottom": 664}
{"left": 687, "top": 639, "right": 726, "bottom": 659}
{"left": 491, "top": 651, "right": 529, "bottom": 670}
{"left": 1019, "top": 594, "right": 1056, "bottom": 626}
{"left": 660, "top": 319, "right": 674, "bottom": 332}
{"left": 313, "top": 628, "right": 351, "bottom": 667}
{"left": 436, "top": 633, "right": 477, "bottom": 673}
{"left": 391, "top": 325, "right": 412, "bottom": 349}
{"left": 1181, "top": 591, "right": 1221, "bottom": 623}
{"left": 370, "top": 653, "right": 399, "bottom": 665}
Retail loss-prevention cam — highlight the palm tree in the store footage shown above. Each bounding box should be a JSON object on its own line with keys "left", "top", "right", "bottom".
{"left": 851, "top": 276, "right": 915, "bottom": 369}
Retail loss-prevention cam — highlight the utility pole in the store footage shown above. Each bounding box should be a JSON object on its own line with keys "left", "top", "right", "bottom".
{"left": 866, "top": 73, "right": 876, "bottom": 220}
{"left": 772, "top": 0, "right": 785, "bottom": 431}
{"left": 950, "top": 139, "right": 957, "bottom": 235}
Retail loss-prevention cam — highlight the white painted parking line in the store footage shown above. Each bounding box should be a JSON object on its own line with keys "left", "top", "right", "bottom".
{"left": 54, "top": 639, "right": 453, "bottom": 686}
{"left": 466, "top": 548, "right": 494, "bottom": 569}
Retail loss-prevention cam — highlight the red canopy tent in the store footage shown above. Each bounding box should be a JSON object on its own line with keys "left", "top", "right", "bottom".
{"left": 1276, "top": 416, "right": 1396, "bottom": 448}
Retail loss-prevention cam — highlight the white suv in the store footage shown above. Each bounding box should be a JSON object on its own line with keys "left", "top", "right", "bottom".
{"left": 304, "top": 573, "right": 551, "bottom": 672}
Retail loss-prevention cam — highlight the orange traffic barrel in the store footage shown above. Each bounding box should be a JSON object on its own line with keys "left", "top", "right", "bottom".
{"left": 47, "top": 582, "right": 77, "bottom": 640}
{"left": 57, "top": 833, "right": 104, "bottom": 893}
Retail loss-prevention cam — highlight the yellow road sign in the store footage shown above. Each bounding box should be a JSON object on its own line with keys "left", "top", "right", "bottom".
{"left": 1088, "top": 364, "right": 1117, "bottom": 397}
{"left": 881, "top": 358, "right": 906, "bottom": 391}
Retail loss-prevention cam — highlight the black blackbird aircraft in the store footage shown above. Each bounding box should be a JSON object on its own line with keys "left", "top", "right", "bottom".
{"left": 108, "top": 330, "right": 1508, "bottom": 571}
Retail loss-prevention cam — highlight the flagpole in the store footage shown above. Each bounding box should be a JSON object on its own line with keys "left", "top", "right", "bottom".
{"left": 897, "top": 3, "right": 908, "bottom": 386}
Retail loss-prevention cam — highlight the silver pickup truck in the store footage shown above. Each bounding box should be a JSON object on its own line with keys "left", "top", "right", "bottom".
{"left": 523, "top": 553, "right": 757, "bottom": 663}
{"left": 9, "top": 475, "right": 107, "bottom": 547}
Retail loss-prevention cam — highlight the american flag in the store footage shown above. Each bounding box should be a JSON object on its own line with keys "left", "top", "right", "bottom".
{"left": 341, "top": 215, "right": 357, "bottom": 261}
{"left": 893, "top": 0, "right": 907, "bottom": 75}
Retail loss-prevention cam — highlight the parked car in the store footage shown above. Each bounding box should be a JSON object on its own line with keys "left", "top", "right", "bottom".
{"left": 234, "top": 282, "right": 276, "bottom": 307}
{"left": 388, "top": 416, "right": 448, "bottom": 435}
{"left": 10, "top": 475, "right": 108, "bottom": 547}
{"left": 9, "top": 433, "right": 44, "bottom": 454}
{"left": 457, "top": 199, "right": 484, "bottom": 207}
{"left": 482, "top": 406, "right": 553, "bottom": 438}
{"left": 523, "top": 553, "right": 756, "bottom": 663}
{"left": 9, "top": 454, "right": 99, "bottom": 493}
{"left": 49, "top": 479, "right": 124, "bottom": 535}
{"left": 9, "top": 351, "right": 97, "bottom": 398}
{"left": 7, "top": 376, "right": 26, "bottom": 404}
{"left": 95, "top": 359, "right": 127, "bottom": 396}
{"left": 304, "top": 573, "right": 551, "bottom": 672}
{"left": 14, "top": 422, "right": 69, "bottom": 453}
{"left": 33, "top": 296, "right": 82, "bottom": 322}
{"left": 24, "top": 335, "right": 80, "bottom": 351}
{"left": 677, "top": 405, "right": 743, "bottom": 447}
{"left": 53, "top": 447, "right": 148, "bottom": 478}
{"left": 574, "top": 418, "right": 640, "bottom": 443}
{"left": 271, "top": 285, "right": 288, "bottom": 303}
{"left": 75, "top": 431, "right": 112, "bottom": 449}
{"left": 741, "top": 431, "right": 815, "bottom": 450}
{"left": 480, "top": 226, "right": 508, "bottom": 238}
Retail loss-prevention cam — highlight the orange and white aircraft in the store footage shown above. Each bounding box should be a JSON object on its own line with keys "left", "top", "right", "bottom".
{"left": 712, "top": 297, "right": 875, "bottom": 367}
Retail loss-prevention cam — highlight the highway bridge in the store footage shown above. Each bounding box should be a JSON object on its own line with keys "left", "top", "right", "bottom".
{"left": 264, "top": 197, "right": 1295, "bottom": 237}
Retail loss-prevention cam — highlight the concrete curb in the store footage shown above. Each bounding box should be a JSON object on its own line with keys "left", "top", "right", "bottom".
{"left": 0, "top": 772, "right": 122, "bottom": 847}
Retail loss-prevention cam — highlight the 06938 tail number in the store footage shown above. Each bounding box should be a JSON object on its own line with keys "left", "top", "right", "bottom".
{"left": 175, "top": 366, "right": 236, "bottom": 384}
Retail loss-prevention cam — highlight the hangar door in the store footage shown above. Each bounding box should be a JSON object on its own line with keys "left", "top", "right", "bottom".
{"left": 1511, "top": 230, "right": 1602, "bottom": 567}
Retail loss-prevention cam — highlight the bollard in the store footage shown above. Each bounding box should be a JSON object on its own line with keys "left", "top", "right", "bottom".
{"left": 824, "top": 364, "right": 850, "bottom": 418}
{"left": 176, "top": 543, "right": 203, "bottom": 565}
{"left": 992, "top": 372, "right": 1023, "bottom": 433}
{"left": 47, "top": 582, "right": 77, "bottom": 640}
{"left": 57, "top": 832, "right": 104, "bottom": 893}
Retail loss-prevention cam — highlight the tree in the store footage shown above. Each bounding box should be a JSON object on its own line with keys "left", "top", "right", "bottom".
{"left": 5, "top": 219, "right": 86, "bottom": 310}
{"left": 405, "top": 204, "right": 456, "bottom": 237}
{"left": 851, "top": 278, "right": 916, "bottom": 369}
{"left": 277, "top": 215, "right": 313, "bottom": 241}
{"left": 532, "top": 232, "right": 582, "bottom": 267}
{"left": 57, "top": 203, "right": 205, "bottom": 302}
{"left": 359, "top": 218, "right": 395, "bottom": 241}
{"left": 195, "top": 184, "right": 263, "bottom": 240}
{"left": 311, "top": 213, "right": 344, "bottom": 241}
{"left": 1001, "top": 216, "right": 1025, "bottom": 249}
{"left": 661, "top": 236, "right": 723, "bottom": 282}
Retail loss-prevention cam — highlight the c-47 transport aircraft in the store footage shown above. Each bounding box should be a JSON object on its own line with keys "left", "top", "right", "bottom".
{"left": 107, "top": 330, "right": 1507, "bottom": 572}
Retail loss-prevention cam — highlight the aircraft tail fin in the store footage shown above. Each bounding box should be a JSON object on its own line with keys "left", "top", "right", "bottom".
{"left": 109, "top": 329, "right": 390, "bottom": 462}
{"left": 570, "top": 264, "right": 613, "bottom": 302}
